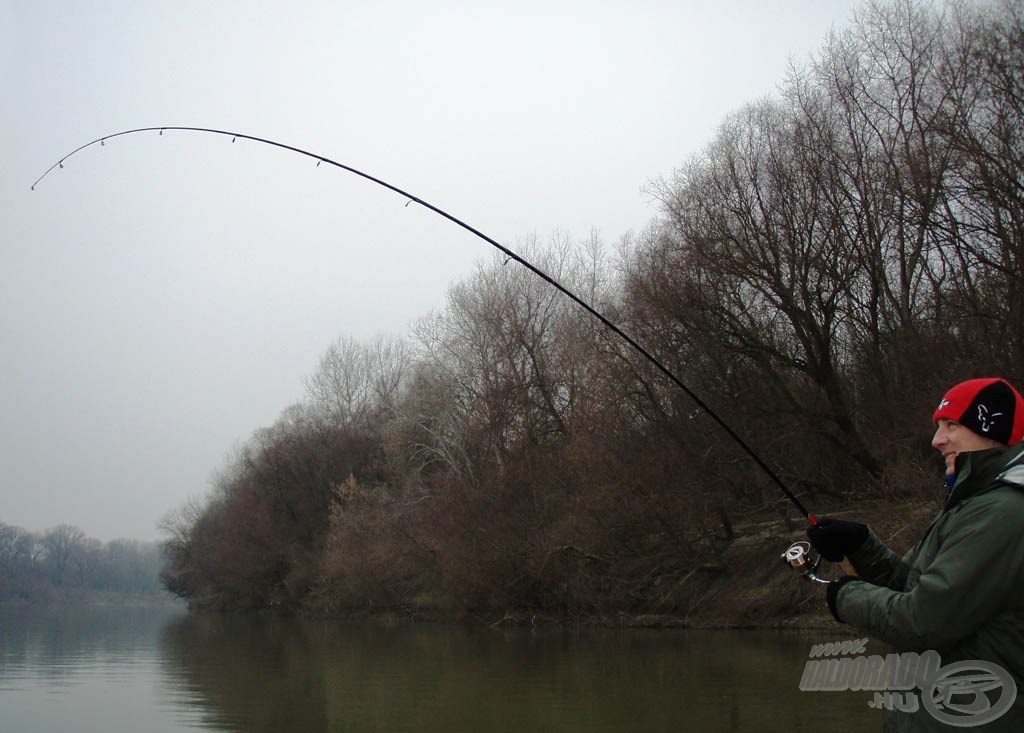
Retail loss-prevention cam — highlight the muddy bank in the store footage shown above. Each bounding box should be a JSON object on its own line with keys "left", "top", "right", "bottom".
{"left": 297, "top": 494, "right": 943, "bottom": 631}
{"left": 611, "top": 495, "right": 941, "bottom": 632}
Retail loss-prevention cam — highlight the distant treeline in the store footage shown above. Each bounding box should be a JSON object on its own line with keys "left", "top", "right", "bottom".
{"left": 161, "top": 0, "right": 1024, "bottom": 619}
{"left": 0, "top": 522, "right": 165, "bottom": 600}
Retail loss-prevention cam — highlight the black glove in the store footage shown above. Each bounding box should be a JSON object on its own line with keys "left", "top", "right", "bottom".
{"left": 806, "top": 518, "right": 869, "bottom": 562}
{"left": 827, "top": 576, "right": 860, "bottom": 623}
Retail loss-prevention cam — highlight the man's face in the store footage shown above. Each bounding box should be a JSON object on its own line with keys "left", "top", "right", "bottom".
{"left": 932, "top": 418, "right": 1001, "bottom": 475}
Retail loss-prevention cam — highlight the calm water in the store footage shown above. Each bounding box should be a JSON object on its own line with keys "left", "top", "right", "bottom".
{"left": 0, "top": 604, "right": 882, "bottom": 732}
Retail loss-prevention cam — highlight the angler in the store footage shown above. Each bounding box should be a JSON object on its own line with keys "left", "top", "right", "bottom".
{"left": 808, "top": 378, "right": 1024, "bottom": 730}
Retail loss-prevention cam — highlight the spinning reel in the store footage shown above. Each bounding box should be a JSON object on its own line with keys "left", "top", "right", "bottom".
{"left": 780, "top": 541, "right": 830, "bottom": 584}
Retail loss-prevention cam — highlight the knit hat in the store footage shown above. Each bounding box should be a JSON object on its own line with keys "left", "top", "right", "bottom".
{"left": 933, "top": 378, "right": 1024, "bottom": 445}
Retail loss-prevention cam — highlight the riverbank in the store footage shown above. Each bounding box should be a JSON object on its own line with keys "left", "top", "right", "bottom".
{"left": 157, "top": 489, "right": 944, "bottom": 630}
{"left": 297, "top": 493, "right": 943, "bottom": 631}
{"left": 666, "top": 495, "right": 938, "bottom": 632}
{"left": 0, "top": 590, "right": 183, "bottom": 607}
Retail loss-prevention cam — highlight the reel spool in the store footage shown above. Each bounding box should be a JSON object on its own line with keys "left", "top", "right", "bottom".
{"left": 781, "top": 541, "right": 830, "bottom": 584}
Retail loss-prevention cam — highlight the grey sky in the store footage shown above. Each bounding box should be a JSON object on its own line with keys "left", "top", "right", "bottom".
{"left": 2, "top": 1, "right": 860, "bottom": 541}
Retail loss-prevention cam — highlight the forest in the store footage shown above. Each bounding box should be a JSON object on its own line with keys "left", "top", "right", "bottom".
{"left": 159, "top": 0, "right": 1024, "bottom": 622}
{"left": 0, "top": 522, "right": 166, "bottom": 600}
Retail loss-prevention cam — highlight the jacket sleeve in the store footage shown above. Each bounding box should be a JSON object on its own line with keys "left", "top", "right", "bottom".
{"left": 835, "top": 492, "right": 1024, "bottom": 652}
{"left": 846, "top": 528, "right": 914, "bottom": 590}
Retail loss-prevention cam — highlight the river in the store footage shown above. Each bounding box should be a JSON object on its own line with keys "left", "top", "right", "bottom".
{"left": 0, "top": 603, "right": 881, "bottom": 731}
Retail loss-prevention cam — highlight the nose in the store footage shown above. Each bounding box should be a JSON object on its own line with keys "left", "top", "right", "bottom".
{"left": 932, "top": 423, "right": 947, "bottom": 450}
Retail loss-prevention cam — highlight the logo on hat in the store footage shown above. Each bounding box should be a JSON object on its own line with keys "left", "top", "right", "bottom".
{"left": 977, "top": 405, "right": 1004, "bottom": 434}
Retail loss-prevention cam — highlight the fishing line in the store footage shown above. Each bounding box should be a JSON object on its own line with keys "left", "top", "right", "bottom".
{"left": 32, "top": 125, "right": 814, "bottom": 523}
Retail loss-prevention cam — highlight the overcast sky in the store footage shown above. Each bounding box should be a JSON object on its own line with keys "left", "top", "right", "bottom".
{"left": 2, "top": 1, "right": 861, "bottom": 541}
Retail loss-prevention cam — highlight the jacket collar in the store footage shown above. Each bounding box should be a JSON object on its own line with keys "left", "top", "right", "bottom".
{"left": 947, "top": 444, "right": 1024, "bottom": 508}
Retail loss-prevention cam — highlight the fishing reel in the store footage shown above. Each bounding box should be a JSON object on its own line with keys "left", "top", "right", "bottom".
{"left": 780, "top": 541, "right": 830, "bottom": 584}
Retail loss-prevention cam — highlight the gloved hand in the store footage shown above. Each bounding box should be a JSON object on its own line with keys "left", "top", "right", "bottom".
{"left": 806, "top": 518, "right": 869, "bottom": 563}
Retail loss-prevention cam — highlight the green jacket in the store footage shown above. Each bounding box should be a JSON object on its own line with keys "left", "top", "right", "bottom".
{"left": 837, "top": 444, "right": 1024, "bottom": 731}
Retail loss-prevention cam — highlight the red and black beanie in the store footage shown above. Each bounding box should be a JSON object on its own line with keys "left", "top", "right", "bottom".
{"left": 933, "top": 378, "right": 1024, "bottom": 445}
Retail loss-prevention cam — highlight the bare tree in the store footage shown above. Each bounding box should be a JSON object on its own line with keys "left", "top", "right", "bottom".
{"left": 304, "top": 334, "right": 374, "bottom": 428}
{"left": 930, "top": 0, "right": 1024, "bottom": 372}
{"left": 40, "top": 524, "right": 85, "bottom": 586}
{"left": 305, "top": 334, "right": 413, "bottom": 428}
{"left": 645, "top": 96, "right": 881, "bottom": 480}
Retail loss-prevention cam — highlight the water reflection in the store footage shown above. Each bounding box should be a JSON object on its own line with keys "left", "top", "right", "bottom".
{"left": 0, "top": 604, "right": 882, "bottom": 732}
{"left": 0, "top": 603, "right": 190, "bottom": 733}
{"left": 1, "top": 603, "right": 181, "bottom": 679}
{"left": 158, "top": 614, "right": 882, "bottom": 732}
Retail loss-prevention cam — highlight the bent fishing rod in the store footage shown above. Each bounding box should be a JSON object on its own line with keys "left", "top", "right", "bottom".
{"left": 32, "top": 125, "right": 815, "bottom": 525}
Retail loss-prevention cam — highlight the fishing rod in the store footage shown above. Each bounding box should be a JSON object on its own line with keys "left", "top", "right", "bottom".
{"left": 32, "top": 125, "right": 816, "bottom": 525}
